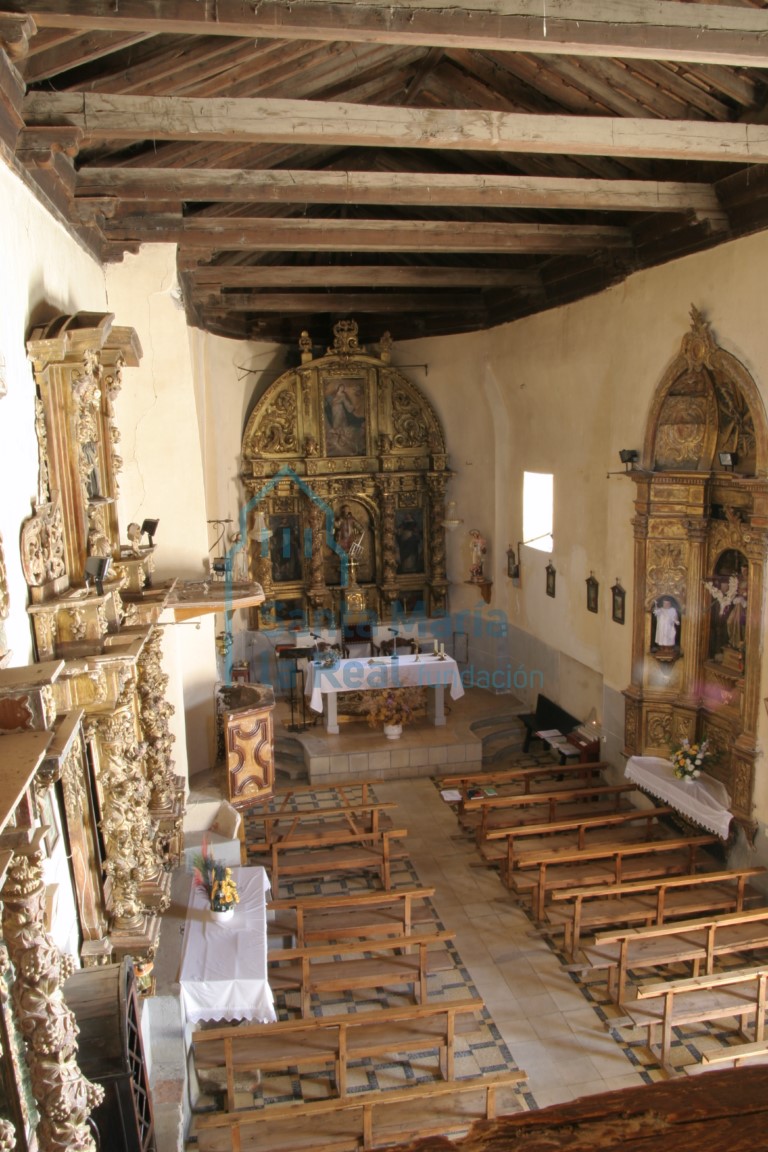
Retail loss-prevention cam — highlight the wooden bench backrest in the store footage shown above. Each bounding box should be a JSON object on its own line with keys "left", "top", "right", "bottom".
{"left": 193, "top": 997, "right": 481, "bottom": 1047}
{"left": 550, "top": 866, "right": 766, "bottom": 903}
{"left": 462, "top": 782, "right": 635, "bottom": 813}
{"left": 594, "top": 903, "right": 768, "bottom": 945}
{"left": 438, "top": 761, "right": 609, "bottom": 789}
{"left": 193, "top": 1069, "right": 527, "bottom": 1135}
{"left": 486, "top": 804, "right": 673, "bottom": 842}
{"left": 268, "top": 885, "right": 435, "bottom": 913}
{"left": 250, "top": 801, "right": 396, "bottom": 825}
{"left": 513, "top": 832, "right": 718, "bottom": 869}
{"left": 268, "top": 928, "right": 454, "bottom": 963}
{"left": 636, "top": 962, "right": 768, "bottom": 1000}
{"left": 268, "top": 824, "right": 407, "bottom": 853}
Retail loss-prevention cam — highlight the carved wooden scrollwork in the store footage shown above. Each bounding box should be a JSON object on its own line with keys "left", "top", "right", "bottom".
{"left": 2, "top": 853, "right": 104, "bottom": 1152}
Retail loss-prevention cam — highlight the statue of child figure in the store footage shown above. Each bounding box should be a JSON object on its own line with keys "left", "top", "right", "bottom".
{"left": 653, "top": 596, "right": 679, "bottom": 648}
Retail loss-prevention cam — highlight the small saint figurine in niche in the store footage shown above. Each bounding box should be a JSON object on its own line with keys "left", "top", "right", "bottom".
{"left": 651, "top": 595, "right": 681, "bottom": 653}
{"left": 468, "top": 529, "right": 487, "bottom": 582}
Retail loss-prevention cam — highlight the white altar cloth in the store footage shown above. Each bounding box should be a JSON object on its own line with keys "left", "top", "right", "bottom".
{"left": 625, "top": 755, "right": 732, "bottom": 840}
{"left": 179, "top": 865, "right": 276, "bottom": 1024}
{"left": 305, "top": 653, "right": 465, "bottom": 734}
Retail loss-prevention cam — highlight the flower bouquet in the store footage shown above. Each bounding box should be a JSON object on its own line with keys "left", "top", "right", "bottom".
{"left": 366, "top": 688, "right": 419, "bottom": 731}
{"left": 191, "top": 837, "right": 240, "bottom": 916}
{"left": 670, "top": 739, "right": 711, "bottom": 781}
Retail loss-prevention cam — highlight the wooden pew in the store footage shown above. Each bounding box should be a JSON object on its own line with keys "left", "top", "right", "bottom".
{"left": 696, "top": 1039, "right": 768, "bottom": 1069}
{"left": 547, "top": 867, "right": 765, "bottom": 959}
{"left": 508, "top": 833, "right": 720, "bottom": 920}
{"left": 267, "top": 930, "right": 456, "bottom": 1017}
{"left": 581, "top": 905, "right": 768, "bottom": 1004}
{"left": 460, "top": 782, "right": 638, "bottom": 842}
{"left": 250, "top": 780, "right": 382, "bottom": 814}
{"left": 624, "top": 964, "right": 768, "bottom": 1070}
{"left": 247, "top": 801, "right": 397, "bottom": 851}
{"left": 192, "top": 998, "right": 483, "bottom": 1105}
{"left": 483, "top": 805, "right": 675, "bottom": 885}
{"left": 265, "top": 825, "right": 409, "bottom": 891}
{"left": 268, "top": 887, "right": 437, "bottom": 946}
{"left": 438, "top": 761, "right": 608, "bottom": 803}
{"left": 192, "top": 1070, "right": 528, "bottom": 1152}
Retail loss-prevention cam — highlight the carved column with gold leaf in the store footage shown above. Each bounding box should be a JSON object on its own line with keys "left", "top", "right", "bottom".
{"left": 1, "top": 851, "right": 104, "bottom": 1152}
{"left": 137, "top": 628, "right": 184, "bottom": 870}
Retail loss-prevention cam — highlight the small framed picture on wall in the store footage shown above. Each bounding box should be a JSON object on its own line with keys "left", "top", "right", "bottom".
{"left": 586, "top": 573, "right": 599, "bottom": 614}
{"left": 545, "top": 562, "right": 556, "bottom": 598}
{"left": 611, "top": 580, "right": 626, "bottom": 625}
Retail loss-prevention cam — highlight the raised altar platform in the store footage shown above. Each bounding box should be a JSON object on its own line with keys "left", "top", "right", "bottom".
{"left": 292, "top": 711, "right": 482, "bottom": 785}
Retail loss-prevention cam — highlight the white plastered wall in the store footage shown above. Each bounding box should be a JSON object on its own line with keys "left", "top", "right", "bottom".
{"left": 0, "top": 161, "right": 109, "bottom": 955}
{"left": 104, "top": 246, "right": 218, "bottom": 778}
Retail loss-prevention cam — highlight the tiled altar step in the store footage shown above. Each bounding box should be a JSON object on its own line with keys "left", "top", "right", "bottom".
{"left": 295, "top": 722, "right": 482, "bottom": 784}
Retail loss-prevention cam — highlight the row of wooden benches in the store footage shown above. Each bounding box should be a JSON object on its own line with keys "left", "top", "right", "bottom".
{"left": 437, "top": 759, "right": 768, "bottom": 1072}
{"left": 190, "top": 787, "right": 529, "bottom": 1151}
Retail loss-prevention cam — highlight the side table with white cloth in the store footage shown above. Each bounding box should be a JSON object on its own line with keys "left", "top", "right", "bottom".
{"left": 305, "top": 653, "right": 465, "bottom": 735}
{"left": 625, "top": 755, "right": 733, "bottom": 840}
{"left": 179, "top": 865, "right": 276, "bottom": 1025}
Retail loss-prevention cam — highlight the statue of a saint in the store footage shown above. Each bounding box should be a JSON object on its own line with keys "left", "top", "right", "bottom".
{"left": 468, "top": 529, "right": 487, "bottom": 582}
{"left": 652, "top": 597, "right": 679, "bottom": 647}
{"left": 334, "top": 504, "right": 365, "bottom": 558}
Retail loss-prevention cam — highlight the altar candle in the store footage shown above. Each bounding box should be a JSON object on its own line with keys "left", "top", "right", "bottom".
{"left": 433, "top": 640, "right": 438, "bottom": 654}
{"left": 439, "top": 643, "right": 445, "bottom": 656}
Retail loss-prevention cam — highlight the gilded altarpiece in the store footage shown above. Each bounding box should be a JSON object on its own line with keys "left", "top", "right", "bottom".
{"left": 241, "top": 322, "right": 450, "bottom": 627}
{"left": 624, "top": 309, "right": 768, "bottom": 834}
{"left": 22, "top": 312, "right": 183, "bottom": 964}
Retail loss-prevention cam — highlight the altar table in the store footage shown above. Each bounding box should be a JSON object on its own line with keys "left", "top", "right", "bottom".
{"left": 305, "top": 653, "right": 465, "bottom": 735}
{"left": 179, "top": 864, "right": 276, "bottom": 1024}
{"left": 625, "top": 755, "right": 732, "bottom": 840}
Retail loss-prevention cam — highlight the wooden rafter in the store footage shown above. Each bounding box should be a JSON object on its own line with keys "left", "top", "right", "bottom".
{"left": 7, "top": 1, "right": 768, "bottom": 68}
{"left": 75, "top": 167, "right": 722, "bottom": 215}
{"left": 23, "top": 92, "right": 768, "bottom": 164}
{"left": 186, "top": 265, "right": 539, "bottom": 289}
{"left": 106, "top": 216, "right": 633, "bottom": 253}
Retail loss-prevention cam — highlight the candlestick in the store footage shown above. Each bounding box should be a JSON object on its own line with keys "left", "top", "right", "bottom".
{"left": 433, "top": 640, "right": 438, "bottom": 655}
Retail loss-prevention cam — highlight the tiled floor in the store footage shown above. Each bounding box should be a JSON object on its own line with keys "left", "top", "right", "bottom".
{"left": 156, "top": 689, "right": 669, "bottom": 1148}
{"left": 369, "top": 774, "right": 649, "bottom": 1108}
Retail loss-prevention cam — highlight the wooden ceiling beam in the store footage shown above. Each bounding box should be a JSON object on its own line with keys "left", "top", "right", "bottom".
{"left": 22, "top": 31, "right": 151, "bottom": 83}
{"left": 24, "top": 92, "right": 768, "bottom": 164}
{"left": 199, "top": 290, "right": 486, "bottom": 313}
{"left": 106, "top": 215, "right": 632, "bottom": 253}
{"left": 75, "top": 166, "right": 721, "bottom": 215}
{"left": 189, "top": 265, "right": 540, "bottom": 289}
{"left": 10, "top": 2, "right": 768, "bottom": 68}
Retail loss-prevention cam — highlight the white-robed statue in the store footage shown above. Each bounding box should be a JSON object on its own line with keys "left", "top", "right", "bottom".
{"left": 652, "top": 596, "right": 679, "bottom": 647}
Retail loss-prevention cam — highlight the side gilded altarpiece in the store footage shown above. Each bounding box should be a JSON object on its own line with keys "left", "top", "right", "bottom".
{"left": 624, "top": 308, "right": 768, "bottom": 834}
{"left": 241, "top": 321, "right": 451, "bottom": 629}
{"left": 17, "top": 312, "right": 185, "bottom": 966}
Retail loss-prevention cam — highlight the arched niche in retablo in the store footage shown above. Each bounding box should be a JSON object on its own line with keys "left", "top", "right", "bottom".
{"left": 626, "top": 307, "right": 768, "bottom": 837}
